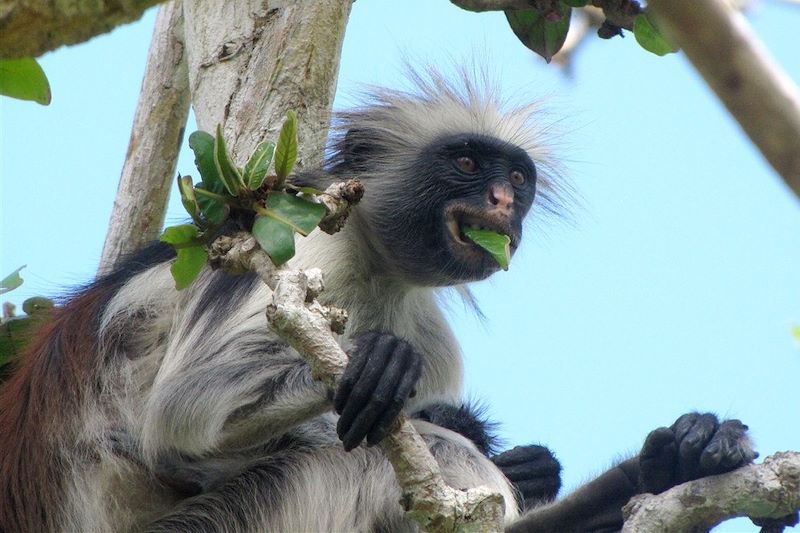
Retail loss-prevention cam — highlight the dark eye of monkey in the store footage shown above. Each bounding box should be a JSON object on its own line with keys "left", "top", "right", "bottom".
{"left": 509, "top": 169, "right": 525, "bottom": 186}
{"left": 455, "top": 156, "right": 477, "bottom": 174}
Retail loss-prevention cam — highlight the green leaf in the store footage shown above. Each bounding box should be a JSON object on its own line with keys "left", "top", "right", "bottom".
{"left": 195, "top": 184, "right": 230, "bottom": 226}
{"left": 561, "top": 0, "right": 587, "bottom": 6}
{"left": 213, "top": 124, "right": 244, "bottom": 196}
{"left": 171, "top": 246, "right": 208, "bottom": 290}
{"left": 189, "top": 131, "right": 223, "bottom": 190}
{"left": 160, "top": 224, "right": 200, "bottom": 245}
{"left": 462, "top": 228, "right": 512, "bottom": 271}
{"left": 252, "top": 215, "right": 296, "bottom": 266}
{"left": 21, "top": 297, "right": 54, "bottom": 316}
{"left": 274, "top": 110, "right": 298, "bottom": 186}
{"left": 1, "top": 266, "right": 25, "bottom": 295}
{"left": 0, "top": 317, "right": 36, "bottom": 375}
{"left": 177, "top": 175, "right": 200, "bottom": 220}
{"left": 633, "top": 13, "right": 678, "bottom": 56}
{"left": 505, "top": 6, "right": 572, "bottom": 63}
{"left": 189, "top": 132, "right": 229, "bottom": 224}
{"left": 244, "top": 141, "right": 276, "bottom": 190}
{"left": 0, "top": 58, "right": 51, "bottom": 105}
{"left": 264, "top": 192, "right": 326, "bottom": 236}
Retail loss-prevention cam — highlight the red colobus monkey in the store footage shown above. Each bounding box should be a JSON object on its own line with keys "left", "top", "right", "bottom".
{"left": 0, "top": 72, "right": 755, "bottom": 532}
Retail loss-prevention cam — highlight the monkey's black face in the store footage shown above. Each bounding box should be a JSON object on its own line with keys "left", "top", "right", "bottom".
{"left": 370, "top": 133, "right": 537, "bottom": 286}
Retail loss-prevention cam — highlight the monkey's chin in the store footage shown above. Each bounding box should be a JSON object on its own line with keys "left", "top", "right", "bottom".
{"left": 444, "top": 205, "right": 518, "bottom": 279}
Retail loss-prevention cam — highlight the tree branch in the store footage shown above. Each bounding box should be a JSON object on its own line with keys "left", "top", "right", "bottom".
{"left": 648, "top": 0, "right": 800, "bottom": 197}
{"left": 0, "top": 0, "right": 166, "bottom": 59}
{"left": 98, "top": 0, "right": 190, "bottom": 274}
{"left": 622, "top": 452, "right": 800, "bottom": 532}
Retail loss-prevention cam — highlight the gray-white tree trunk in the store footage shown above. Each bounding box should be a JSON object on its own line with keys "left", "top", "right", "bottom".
{"left": 99, "top": 0, "right": 190, "bottom": 274}
{"left": 183, "top": 0, "right": 351, "bottom": 170}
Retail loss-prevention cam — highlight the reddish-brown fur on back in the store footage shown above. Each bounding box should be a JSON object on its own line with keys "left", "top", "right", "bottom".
{"left": 0, "top": 286, "right": 111, "bottom": 532}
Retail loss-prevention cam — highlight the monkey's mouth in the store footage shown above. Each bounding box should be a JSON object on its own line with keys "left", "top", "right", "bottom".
{"left": 445, "top": 205, "right": 518, "bottom": 261}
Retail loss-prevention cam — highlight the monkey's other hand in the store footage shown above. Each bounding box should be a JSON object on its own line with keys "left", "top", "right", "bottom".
{"left": 334, "top": 331, "right": 422, "bottom": 451}
{"left": 639, "top": 412, "right": 757, "bottom": 494}
{"left": 492, "top": 445, "right": 561, "bottom": 511}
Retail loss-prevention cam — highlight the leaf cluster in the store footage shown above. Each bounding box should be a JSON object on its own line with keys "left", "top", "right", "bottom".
{"left": 504, "top": 2, "right": 676, "bottom": 62}
{"left": 162, "top": 112, "right": 327, "bottom": 290}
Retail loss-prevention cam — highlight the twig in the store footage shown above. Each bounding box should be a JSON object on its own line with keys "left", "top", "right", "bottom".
{"left": 622, "top": 452, "right": 800, "bottom": 532}
{"left": 648, "top": 0, "right": 800, "bottom": 197}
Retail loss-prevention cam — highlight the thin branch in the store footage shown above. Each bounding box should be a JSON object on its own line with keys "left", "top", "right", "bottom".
{"left": 99, "top": 0, "right": 190, "bottom": 274}
{"left": 622, "top": 452, "right": 800, "bottom": 532}
{"left": 648, "top": 0, "right": 800, "bottom": 197}
{"left": 0, "top": 0, "right": 166, "bottom": 59}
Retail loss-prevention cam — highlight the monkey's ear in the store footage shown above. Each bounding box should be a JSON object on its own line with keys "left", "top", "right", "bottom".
{"left": 343, "top": 128, "right": 379, "bottom": 170}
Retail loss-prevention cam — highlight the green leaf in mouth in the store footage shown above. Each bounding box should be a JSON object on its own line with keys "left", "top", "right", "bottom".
{"left": 461, "top": 227, "right": 511, "bottom": 271}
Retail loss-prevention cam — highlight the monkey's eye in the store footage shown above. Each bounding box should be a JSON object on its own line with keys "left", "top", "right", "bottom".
{"left": 455, "top": 156, "right": 477, "bottom": 174}
{"left": 509, "top": 170, "right": 525, "bottom": 186}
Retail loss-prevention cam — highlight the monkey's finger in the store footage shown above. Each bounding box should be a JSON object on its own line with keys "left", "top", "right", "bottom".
{"left": 334, "top": 332, "right": 380, "bottom": 413}
{"left": 492, "top": 445, "right": 553, "bottom": 467}
{"left": 500, "top": 458, "right": 560, "bottom": 482}
{"left": 336, "top": 335, "right": 395, "bottom": 439}
{"left": 699, "top": 419, "right": 755, "bottom": 474}
{"left": 366, "top": 343, "right": 421, "bottom": 446}
{"left": 336, "top": 335, "right": 405, "bottom": 450}
{"left": 676, "top": 413, "right": 718, "bottom": 481}
{"left": 343, "top": 343, "right": 413, "bottom": 449}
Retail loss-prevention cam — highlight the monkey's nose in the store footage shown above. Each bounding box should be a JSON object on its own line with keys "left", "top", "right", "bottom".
{"left": 487, "top": 183, "right": 514, "bottom": 215}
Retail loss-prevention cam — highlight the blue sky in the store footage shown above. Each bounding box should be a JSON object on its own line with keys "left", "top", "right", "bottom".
{"left": 2, "top": 2, "right": 799, "bottom": 530}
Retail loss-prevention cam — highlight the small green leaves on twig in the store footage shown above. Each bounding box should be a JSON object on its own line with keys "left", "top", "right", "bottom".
{"left": 162, "top": 112, "right": 342, "bottom": 289}
{"left": 0, "top": 58, "right": 51, "bottom": 105}
{"left": 0, "top": 266, "right": 26, "bottom": 295}
{"left": 462, "top": 228, "right": 512, "bottom": 271}
{"left": 633, "top": 13, "right": 678, "bottom": 56}
{"left": 505, "top": 5, "right": 572, "bottom": 63}
{"left": 274, "top": 110, "right": 298, "bottom": 188}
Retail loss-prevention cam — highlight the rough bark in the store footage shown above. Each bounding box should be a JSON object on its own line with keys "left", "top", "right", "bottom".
{"left": 183, "top": 0, "right": 352, "bottom": 171}
{"left": 622, "top": 452, "right": 800, "bottom": 532}
{"left": 0, "top": 0, "right": 165, "bottom": 59}
{"left": 648, "top": 0, "right": 800, "bottom": 197}
{"left": 98, "top": 0, "right": 190, "bottom": 274}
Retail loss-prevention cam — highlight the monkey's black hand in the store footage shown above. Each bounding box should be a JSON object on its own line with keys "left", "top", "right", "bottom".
{"left": 492, "top": 445, "right": 561, "bottom": 511}
{"left": 334, "top": 331, "right": 422, "bottom": 451}
{"left": 639, "top": 412, "right": 757, "bottom": 494}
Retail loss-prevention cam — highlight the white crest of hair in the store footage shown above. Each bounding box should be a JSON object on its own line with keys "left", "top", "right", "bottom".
{"left": 330, "top": 64, "right": 563, "bottom": 201}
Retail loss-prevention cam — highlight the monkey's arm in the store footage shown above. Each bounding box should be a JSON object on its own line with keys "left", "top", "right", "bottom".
{"left": 507, "top": 413, "right": 757, "bottom": 533}
{"left": 135, "top": 274, "right": 332, "bottom": 459}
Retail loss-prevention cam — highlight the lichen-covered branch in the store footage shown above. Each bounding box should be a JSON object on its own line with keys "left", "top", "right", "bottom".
{"left": 206, "top": 184, "right": 505, "bottom": 533}
{"left": 0, "top": 0, "right": 165, "bottom": 59}
{"left": 648, "top": 0, "right": 800, "bottom": 197}
{"left": 622, "top": 452, "right": 800, "bottom": 532}
{"left": 98, "top": 0, "right": 190, "bottom": 274}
